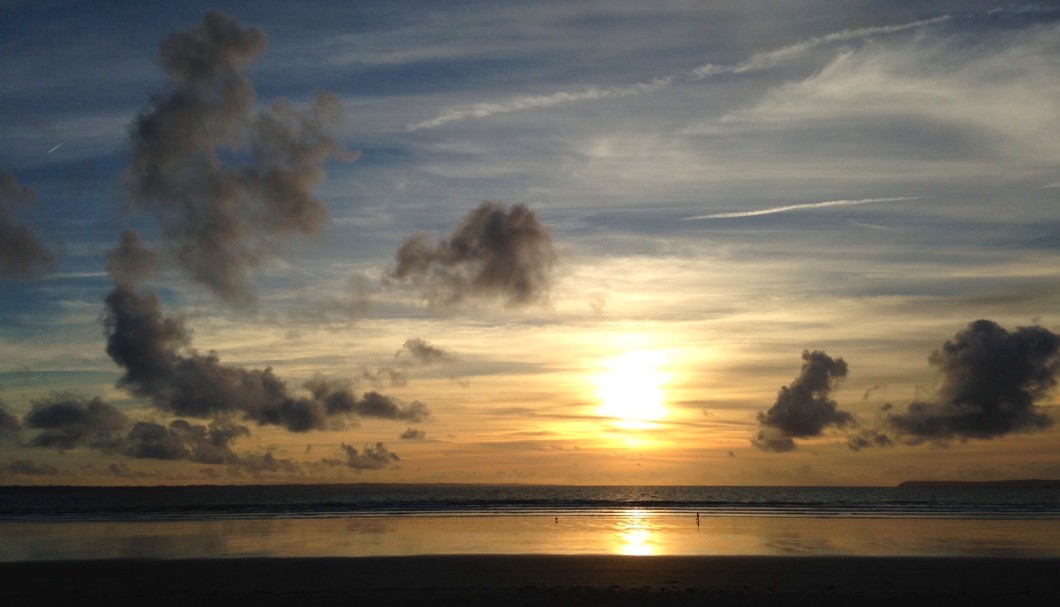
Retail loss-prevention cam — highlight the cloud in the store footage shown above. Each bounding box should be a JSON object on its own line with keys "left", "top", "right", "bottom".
{"left": 0, "top": 459, "right": 59, "bottom": 476}
{"left": 126, "top": 10, "right": 355, "bottom": 305}
{"left": 846, "top": 429, "right": 894, "bottom": 452}
{"left": 406, "top": 16, "right": 949, "bottom": 130}
{"left": 406, "top": 77, "right": 673, "bottom": 131}
{"left": 123, "top": 418, "right": 249, "bottom": 464}
{"left": 720, "top": 21, "right": 1060, "bottom": 170}
{"left": 102, "top": 237, "right": 428, "bottom": 432}
{"left": 389, "top": 201, "right": 556, "bottom": 307}
{"left": 887, "top": 320, "right": 1058, "bottom": 442}
{"left": 690, "top": 16, "right": 951, "bottom": 79}
{"left": 396, "top": 338, "right": 456, "bottom": 365}
{"left": 400, "top": 427, "right": 426, "bottom": 440}
{"left": 23, "top": 395, "right": 128, "bottom": 450}
{"left": 106, "top": 230, "right": 159, "bottom": 288}
{"left": 304, "top": 379, "right": 429, "bottom": 422}
{"left": 683, "top": 197, "right": 921, "bottom": 220}
{"left": 753, "top": 350, "right": 856, "bottom": 452}
{"left": 0, "top": 169, "right": 54, "bottom": 280}
{"left": 341, "top": 442, "right": 400, "bottom": 470}
{"left": 0, "top": 401, "right": 20, "bottom": 438}
{"left": 103, "top": 286, "right": 429, "bottom": 430}
{"left": 234, "top": 450, "right": 302, "bottom": 475}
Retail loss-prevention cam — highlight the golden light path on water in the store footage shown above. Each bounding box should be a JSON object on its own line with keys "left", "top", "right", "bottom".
{"left": 4, "top": 513, "right": 1060, "bottom": 560}
{"left": 615, "top": 509, "right": 658, "bottom": 556}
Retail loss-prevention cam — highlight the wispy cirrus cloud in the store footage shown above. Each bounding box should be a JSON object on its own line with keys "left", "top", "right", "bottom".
{"left": 406, "top": 16, "right": 950, "bottom": 131}
{"left": 682, "top": 197, "right": 922, "bottom": 221}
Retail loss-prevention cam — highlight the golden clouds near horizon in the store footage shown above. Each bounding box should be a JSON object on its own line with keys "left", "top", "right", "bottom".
{"left": 594, "top": 350, "right": 672, "bottom": 431}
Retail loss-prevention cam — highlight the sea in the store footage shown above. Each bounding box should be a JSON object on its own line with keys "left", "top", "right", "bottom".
{"left": 1, "top": 484, "right": 1058, "bottom": 560}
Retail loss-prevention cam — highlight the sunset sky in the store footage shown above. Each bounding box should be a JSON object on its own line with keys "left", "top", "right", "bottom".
{"left": 1, "top": 0, "right": 1058, "bottom": 486}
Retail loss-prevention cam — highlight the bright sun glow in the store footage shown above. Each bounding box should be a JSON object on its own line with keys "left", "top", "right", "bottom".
{"left": 594, "top": 351, "right": 670, "bottom": 429}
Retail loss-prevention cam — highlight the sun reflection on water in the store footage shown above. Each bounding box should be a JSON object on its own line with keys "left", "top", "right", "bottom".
{"left": 614, "top": 509, "right": 658, "bottom": 556}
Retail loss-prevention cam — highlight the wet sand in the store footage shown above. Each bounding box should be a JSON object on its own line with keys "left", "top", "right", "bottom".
{"left": 1, "top": 555, "right": 1056, "bottom": 606}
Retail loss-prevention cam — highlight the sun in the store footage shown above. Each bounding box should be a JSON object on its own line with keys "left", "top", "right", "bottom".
{"left": 594, "top": 351, "right": 670, "bottom": 429}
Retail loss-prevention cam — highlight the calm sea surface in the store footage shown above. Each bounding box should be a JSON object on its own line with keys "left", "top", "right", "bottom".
{"left": 1, "top": 484, "right": 1057, "bottom": 560}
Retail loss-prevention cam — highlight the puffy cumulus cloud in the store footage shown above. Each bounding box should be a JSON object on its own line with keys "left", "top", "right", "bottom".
{"left": 0, "top": 459, "right": 59, "bottom": 476}
{"left": 389, "top": 201, "right": 556, "bottom": 307}
{"left": 127, "top": 10, "right": 355, "bottom": 305}
{"left": 341, "top": 442, "right": 400, "bottom": 470}
{"left": 102, "top": 239, "right": 429, "bottom": 432}
{"left": 23, "top": 395, "right": 128, "bottom": 451}
{"left": 396, "top": 338, "right": 455, "bottom": 366}
{"left": 124, "top": 419, "right": 249, "bottom": 464}
{"left": 399, "top": 427, "right": 426, "bottom": 440}
{"left": 887, "top": 320, "right": 1058, "bottom": 443}
{"left": 0, "top": 169, "right": 54, "bottom": 280}
{"left": 753, "top": 350, "right": 855, "bottom": 453}
{"left": 0, "top": 401, "right": 20, "bottom": 438}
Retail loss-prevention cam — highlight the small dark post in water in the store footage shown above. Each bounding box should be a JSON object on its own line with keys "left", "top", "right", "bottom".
{"left": 555, "top": 517, "right": 558, "bottom": 524}
{"left": 696, "top": 512, "right": 700, "bottom": 526}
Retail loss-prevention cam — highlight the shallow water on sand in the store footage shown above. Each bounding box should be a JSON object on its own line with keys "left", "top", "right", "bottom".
{"left": 2, "top": 513, "right": 1058, "bottom": 561}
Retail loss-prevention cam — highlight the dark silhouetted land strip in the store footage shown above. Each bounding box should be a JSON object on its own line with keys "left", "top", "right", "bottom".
{"left": 1, "top": 555, "right": 1058, "bottom": 606}
{"left": 897, "top": 479, "right": 1060, "bottom": 489}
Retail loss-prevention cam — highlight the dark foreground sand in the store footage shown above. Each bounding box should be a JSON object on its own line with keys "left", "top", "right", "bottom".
{"left": 2, "top": 556, "right": 1057, "bottom": 606}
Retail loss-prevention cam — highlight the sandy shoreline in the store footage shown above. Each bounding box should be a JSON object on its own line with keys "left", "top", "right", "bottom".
{"left": 2, "top": 555, "right": 1057, "bottom": 606}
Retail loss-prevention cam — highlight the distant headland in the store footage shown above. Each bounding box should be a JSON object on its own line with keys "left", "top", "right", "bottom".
{"left": 898, "top": 479, "right": 1060, "bottom": 489}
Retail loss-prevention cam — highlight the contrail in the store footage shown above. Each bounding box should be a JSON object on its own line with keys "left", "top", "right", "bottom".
{"left": 47, "top": 142, "right": 64, "bottom": 153}
{"left": 689, "top": 15, "right": 950, "bottom": 78}
{"left": 406, "top": 15, "right": 950, "bottom": 131}
{"left": 682, "top": 197, "right": 922, "bottom": 220}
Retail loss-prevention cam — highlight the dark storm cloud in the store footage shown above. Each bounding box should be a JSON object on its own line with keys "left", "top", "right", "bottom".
{"left": 753, "top": 350, "right": 855, "bottom": 452}
{"left": 124, "top": 418, "right": 249, "bottom": 464}
{"left": 23, "top": 395, "right": 128, "bottom": 450}
{"left": 127, "top": 10, "right": 354, "bottom": 304}
{"left": 400, "top": 427, "right": 426, "bottom": 440}
{"left": 0, "top": 401, "right": 20, "bottom": 438}
{"left": 396, "top": 338, "right": 455, "bottom": 365}
{"left": 0, "top": 459, "right": 59, "bottom": 476}
{"left": 887, "top": 320, "right": 1058, "bottom": 442}
{"left": 341, "top": 442, "right": 400, "bottom": 470}
{"left": 102, "top": 241, "right": 429, "bottom": 432}
{"left": 0, "top": 169, "right": 54, "bottom": 280}
{"left": 389, "top": 201, "right": 557, "bottom": 307}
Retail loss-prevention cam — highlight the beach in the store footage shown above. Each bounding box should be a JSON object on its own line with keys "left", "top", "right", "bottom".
{"left": 2, "top": 555, "right": 1057, "bottom": 606}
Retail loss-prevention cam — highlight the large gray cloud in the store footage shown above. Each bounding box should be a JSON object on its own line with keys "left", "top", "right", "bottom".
{"left": 753, "top": 350, "right": 855, "bottom": 452}
{"left": 23, "top": 395, "right": 128, "bottom": 451}
{"left": 887, "top": 320, "right": 1057, "bottom": 443}
{"left": 0, "top": 170, "right": 54, "bottom": 280}
{"left": 126, "top": 10, "right": 354, "bottom": 305}
{"left": 389, "top": 201, "right": 556, "bottom": 307}
{"left": 102, "top": 234, "right": 428, "bottom": 432}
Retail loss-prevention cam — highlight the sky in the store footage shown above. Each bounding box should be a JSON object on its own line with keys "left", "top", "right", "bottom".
{"left": 1, "top": 0, "right": 1058, "bottom": 486}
